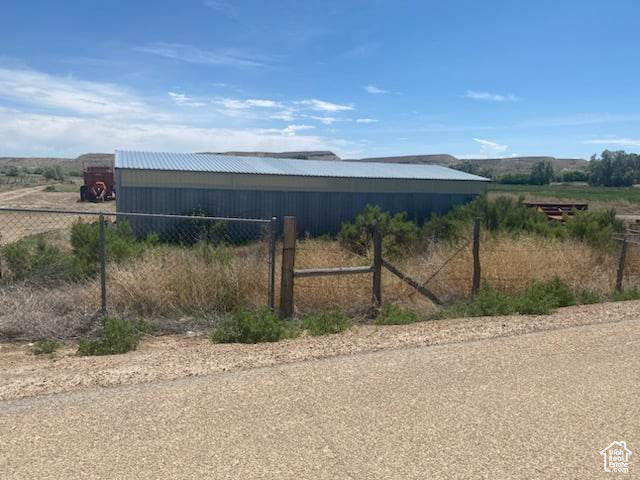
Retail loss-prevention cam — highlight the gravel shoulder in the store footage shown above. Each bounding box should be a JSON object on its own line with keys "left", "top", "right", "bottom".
{"left": 1, "top": 300, "right": 638, "bottom": 401}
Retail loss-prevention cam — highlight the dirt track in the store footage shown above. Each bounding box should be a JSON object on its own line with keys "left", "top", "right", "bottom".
{"left": 2, "top": 300, "right": 640, "bottom": 401}
{"left": 0, "top": 185, "right": 115, "bottom": 243}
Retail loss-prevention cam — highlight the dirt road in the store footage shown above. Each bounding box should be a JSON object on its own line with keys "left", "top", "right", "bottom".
{"left": 0, "top": 185, "right": 50, "bottom": 202}
{"left": 1, "top": 318, "right": 637, "bottom": 479}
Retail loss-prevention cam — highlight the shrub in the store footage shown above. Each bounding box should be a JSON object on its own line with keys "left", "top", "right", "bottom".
{"left": 496, "top": 173, "right": 532, "bottom": 185}
{"left": 5, "top": 166, "right": 20, "bottom": 177}
{"left": 3, "top": 235, "right": 71, "bottom": 283}
{"left": 211, "top": 308, "right": 298, "bottom": 344}
{"left": 43, "top": 185, "right": 58, "bottom": 192}
{"left": 338, "top": 204, "right": 419, "bottom": 257}
{"left": 424, "top": 196, "right": 560, "bottom": 244}
{"left": 70, "top": 220, "right": 146, "bottom": 278}
{"left": 164, "top": 209, "right": 229, "bottom": 246}
{"left": 423, "top": 195, "right": 620, "bottom": 249}
{"left": 611, "top": 289, "right": 640, "bottom": 302}
{"left": 32, "top": 339, "right": 61, "bottom": 355}
{"left": 442, "top": 285, "right": 518, "bottom": 318}
{"left": 565, "top": 209, "right": 621, "bottom": 250}
{"left": 560, "top": 170, "right": 589, "bottom": 183}
{"left": 374, "top": 303, "right": 419, "bottom": 325}
{"left": 42, "top": 165, "right": 64, "bottom": 181}
{"left": 577, "top": 289, "right": 600, "bottom": 304}
{"left": 77, "top": 316, "right": 142, "bottom": 356}
{"left": 440, "top": 278, "right": 576, "bottom": 318}
{"left": 301, "top": 310, "right": 352, "bottom": 336}
{"left": 521, "top": 277, "right": 576, "bottom": 311}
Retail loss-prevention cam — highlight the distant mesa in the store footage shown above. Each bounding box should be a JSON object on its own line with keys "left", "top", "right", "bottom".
{"left": 351, "top": 154, "right": 588, "bottom": 175}
{"left": 0, "top": 151, "right": 589, "bottom": 177}
{"left": 211, "top": 151, "right": 341, "bottom": 161}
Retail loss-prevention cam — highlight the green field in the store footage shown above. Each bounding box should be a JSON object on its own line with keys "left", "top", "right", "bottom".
{"left": 488, "top": 183, "right": 640, "bottom": 211}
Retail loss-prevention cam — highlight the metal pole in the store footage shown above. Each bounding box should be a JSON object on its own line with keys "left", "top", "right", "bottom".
{"left": 99, "top": 214, "right": 107, "bottom": 315}
{"left": 471, "top": 217, "right": 481, "bottom": 295}
{"left": 372, "top": 226, "right": 382, "bottom": 308}
{"left": 268, "top": 216, "right": 277, "bottom": 311}
{"left": 616, "top": 233, "right": 628, "bottom": 292}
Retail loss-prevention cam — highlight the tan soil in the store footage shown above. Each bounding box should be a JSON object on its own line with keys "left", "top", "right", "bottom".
{"left": 0, "top": 185, "right": 115, "bottom": 242}
{"left": 1, "top": 300, "right": 638, "bottom": 401}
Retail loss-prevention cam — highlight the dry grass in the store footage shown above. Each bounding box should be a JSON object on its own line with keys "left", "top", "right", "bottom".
{"left": 400, "top": 233, "right": 618, "bottom": 300}
{"left": 2, "top": 233, "right": 639, "bottom": 340}
{"left": 290, "top": 234, "right": 634, "bottom": 316}
{"left": 0, "top": 283, "right": 99, "bottom": 340}
{"left": 107, "top": 243, "right": 268, "bottom": 317}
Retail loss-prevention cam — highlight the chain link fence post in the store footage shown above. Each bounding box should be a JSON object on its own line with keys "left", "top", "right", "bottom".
{"left": 268, "top": 216, "right": 277, "bottom": 311}
{"left": 99, "top": 213, "right": 107, "bottom": 315}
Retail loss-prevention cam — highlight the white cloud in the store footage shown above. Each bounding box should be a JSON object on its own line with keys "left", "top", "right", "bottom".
{"left": 270, "top": 111, "right": 296, "bottom": 121}
{"left": 309, "top": 116, "right": 357, "bottom": 125}
{"left": 0, "top": 66, "right": 354, "bottom": 157}
{"left": 0, "top": 68, "right": 146, "bottom": 116}
{"left": 203, "top": 0, "right": 237, "bottom": 17}
{"left": 583, "top": 138, "right": 640, "bottom": 147}
{"left": 245, "top": 99, "right": 280, "bottom": 108}
{"left": 311, "top": 116, "right": 340, "bottom": 125}
{"left": 135, "top": 42, "right": 270, "bottom": 68}
{"left": 0, "top": 110, "right": 348, "bottom": 156}
{"left": 356, "top": 118, "right": 378, "bottom": 124}
{"left": 365, "top": 84, "right": 389, "bottom": 94}
{"left": 214, "top": 98, "right": 281, "bottom": 110}
{"left": 282, "top": 124, "right": 314, "bottom": 136}
{"left": 473, "top": 138, "right": 508, "bottom": 155}
{"left": 464, "top": 90, "right": 519, "bottom": 102}
{"left": 168, "top": 92, "right": 206, "bottom": 107}
{"left": 297, "top": 99, "right": 354, "bottom": 112}
{"left": 0, "top": 63, "right": 369, "bottom": 158}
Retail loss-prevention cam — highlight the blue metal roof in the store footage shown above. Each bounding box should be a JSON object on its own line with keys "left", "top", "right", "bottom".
{"left": 115, "top": 150, "right": 489, "bottom": 182}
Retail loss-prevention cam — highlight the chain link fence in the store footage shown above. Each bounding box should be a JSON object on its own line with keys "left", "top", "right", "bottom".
{"left": 0, "top": 207, "right": 276, "bottom": 340}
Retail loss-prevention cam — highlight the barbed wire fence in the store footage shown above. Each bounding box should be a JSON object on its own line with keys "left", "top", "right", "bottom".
{"left": 280, "top": 216, "right": 640, "bottom": 317}
{"left": 0, "top": 207, "right": 276, "bottom": 340}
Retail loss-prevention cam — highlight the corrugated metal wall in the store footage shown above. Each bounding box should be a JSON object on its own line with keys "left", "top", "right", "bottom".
{"left": 117, "top": 185, "right": 480, "bottom": 237}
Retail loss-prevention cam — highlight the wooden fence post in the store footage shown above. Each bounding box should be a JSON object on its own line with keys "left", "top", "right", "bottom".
{"left": 616, "top": 233, "right": 628, "bottom": 292}
{"left": 279, "top": 216, "right": 296, "bottom": 318}
{"left": 471, "top": 217, "right": 481, "bottom": 295}
{"left": 372, "top": 226, "right": 382, "bottom": 308}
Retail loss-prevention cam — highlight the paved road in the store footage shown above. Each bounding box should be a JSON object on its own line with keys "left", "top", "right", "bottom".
{"left": 1, "top": 319, "right": 638, "bottom": 479}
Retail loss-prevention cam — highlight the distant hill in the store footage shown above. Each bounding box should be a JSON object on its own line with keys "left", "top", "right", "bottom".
{"left": 0, "top": 151, "right": 589, "bottom": 178}
{"left": 0, "top": 156, "right": 79, "bottom": 173}
{"left": 351, "top": 154, "right": 458, "bottom": 165}
{"left": 353, "top": 154, "right": 588, "bottom": 176}
{"left": 214, "top": 151, "right": 340, "bottom": 161}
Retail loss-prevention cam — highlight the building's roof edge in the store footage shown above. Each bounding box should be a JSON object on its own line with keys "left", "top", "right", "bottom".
{"left": 115, "top": 150, "right": 491, "bottom": 182}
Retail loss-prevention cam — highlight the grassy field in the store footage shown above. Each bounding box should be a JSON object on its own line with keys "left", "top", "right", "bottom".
{"left": 488, "top": 183, "right": 640, "bottom": 212}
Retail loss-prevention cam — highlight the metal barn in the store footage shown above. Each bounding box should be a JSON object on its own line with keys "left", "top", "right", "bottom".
{"left": 114, "top": 150, "right": 489, "bottom": 236}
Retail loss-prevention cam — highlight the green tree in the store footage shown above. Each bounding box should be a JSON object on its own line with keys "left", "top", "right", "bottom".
{"left": 529, "top": 159, "right": 554, "bottom": 185}
{"left": 43, "top": 165, "right": 65, "bottom": 181}
{"left": 588, "top": 150, "right": 639, "bottom": 187}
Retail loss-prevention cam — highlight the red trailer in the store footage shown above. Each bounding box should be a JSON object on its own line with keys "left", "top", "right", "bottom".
{"left": 80, "top": 161, "right": 116, "bottom": 202}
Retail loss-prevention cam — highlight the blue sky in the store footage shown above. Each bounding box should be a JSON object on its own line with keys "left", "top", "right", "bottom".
{"left": 1, "top": 0, "right": 639, "bottom": 159}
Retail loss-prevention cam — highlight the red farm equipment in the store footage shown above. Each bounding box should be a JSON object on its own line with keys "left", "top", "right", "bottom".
{"left": 79, "top": 161, "right": 116, "bottom": 202}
